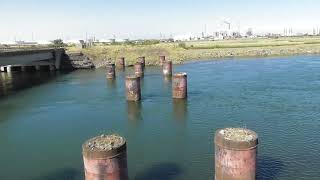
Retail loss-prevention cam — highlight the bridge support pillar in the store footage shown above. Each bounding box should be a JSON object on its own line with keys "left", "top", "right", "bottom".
{"left": 54, "top": 49, "right": 64, "bottom": 70}
{"left": 163, "top": 61, "right": 172, "bottom": 76}
{"left": 106, "top": 63, "right": 116, "bottom": 79}
{"left": 134, "top": 62, "right": 144, "bottom": 77}
{"left": 138, "top": 56, "right": 146, "bottom": 68}
{"left": 7, "top": 65, "right": 12, "bottom": 73}
{"left": 35, "top": 65, "right": 41, "bottom": 71}
{"left": 21, "top": 66, "right": 26, "bottom": 72}
{"left": 126, "top": 75, "right": 141, "bottom": 101}
{"left": 160, "top": 55, "right": 166, "bottom": 66}
{"left": 172, "top": 72, "right": 187, "bottom": 99}
{"left": 116, "top": 57, "right": 125, "bottom": 69}
{"left": 49, "top": 65, "right": 56, "bottom": 71}
{"left": 215, "top": 128, "right": 258, "bottom": 180}
{"left": 82, "top": 134, "right": 128, "bottom": 180}
{"left": 0, "top": 66, "right": 5, "bottom": 72}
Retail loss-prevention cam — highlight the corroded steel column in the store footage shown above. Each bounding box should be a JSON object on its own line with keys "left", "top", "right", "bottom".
{"left": 106, "top": 63, "right": 116, "bottom": 79}
{"left": 134, "top": 62, "right": 144, "bottom": 77}
{"left": 117, "top": 57, "right": 125, "bottom": 69}
{"left": 138, "top": 56, "right": 146, "bottom": 68}
{"left": 125, "top": 75, "right": 141, "bottom": 101}
{"left": 172, "top": 72, "right": 187, "bottom": 99}
{"left": 159, "top": 55, "right": 166, "bottom": 66}
{"left": 215, "top": 128, "right": 258, "bottom": 180}
{"left": 82, "top": 134, "right": 128, "bottom": 180}
{"left": 163, "top": 61, "right": 172, "bottom": 76}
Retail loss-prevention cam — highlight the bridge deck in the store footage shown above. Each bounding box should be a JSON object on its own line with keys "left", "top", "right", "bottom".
{"left": 0, "top": 48, "right": 64, "bottom": 67}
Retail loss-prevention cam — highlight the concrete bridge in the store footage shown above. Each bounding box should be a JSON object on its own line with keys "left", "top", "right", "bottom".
{"left": 0, "top": 48, "right": 65, "bottom": 72}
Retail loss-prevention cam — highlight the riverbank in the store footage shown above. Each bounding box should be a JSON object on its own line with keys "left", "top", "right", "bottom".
{"left": 67, "top": 36, "right": 320, "bottom": 68}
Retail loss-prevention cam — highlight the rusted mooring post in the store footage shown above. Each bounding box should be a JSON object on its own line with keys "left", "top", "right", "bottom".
{"left": 117, "top": 57, "right": 125, "bottom": 69}
{"left": 172, "top": 72, "right": 187, "bottom": 99}
{"left": 82, "top": 134, "right": 128, "bottom": 180}
{"left": 106, "top": 63, "right": 116, "bottom": 79}
{"left": 163, "top": 61, "right": 172, "bottom": 76}
{"left": 134, "top": 62, "right": 144, "bottom": 77}
{"left": 215, "top": 128, "right": 258, "bottom": 180}
{"left": 159, "top": 55, "right": 166, "bottom": 66}
{"left": 125, "top": 75, "right": 141, "bottom": 101}
{"left": 138, "top": 56, "right": 146, "bottom": 68}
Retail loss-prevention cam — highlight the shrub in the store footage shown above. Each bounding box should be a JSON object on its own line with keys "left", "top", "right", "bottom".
{"left": 141, "top": 40, "right": 160, "bottom": 45}
{"left": 51, "top": 39, "right": 66, "bottom": 48}
{"left": 178, "top": 42, "right": 187, "bottom": 49}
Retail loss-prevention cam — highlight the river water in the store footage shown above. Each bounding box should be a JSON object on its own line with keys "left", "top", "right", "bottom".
{"left": 0, "top": 56, "right": 320, "bottom": 180}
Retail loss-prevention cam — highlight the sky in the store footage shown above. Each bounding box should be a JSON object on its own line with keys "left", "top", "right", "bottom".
{"left": 0, "top": 0, "right": 319, "bottom": 41}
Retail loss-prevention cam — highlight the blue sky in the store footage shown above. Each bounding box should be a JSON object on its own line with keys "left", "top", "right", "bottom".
{"left": 0, "top": 0, "right": 319, "bottom": 41}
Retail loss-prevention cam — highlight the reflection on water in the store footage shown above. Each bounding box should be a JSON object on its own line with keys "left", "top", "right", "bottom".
{"left": 140, "top": 76, "right": 145, "bottom": 88}
{"left": 127, "top": 101, "right": 142, "bottom": 122}
{"left": 134, "top": 163, "right": 182, "bottom": 180}
{"left": 0, "top": 72, "right": 57, "bottom": 98}
{"left": 106, "top": 78, "right": 117, "bottom": 89}
{"left": 116, "top": 67, "right": 125, "bottom": 73}
{"left": 173, "top": 99, "right": 188, "bottom": 122}
{"left": 163, "top": 76, "right": 172, "bottom": 86}
{"left": 33, "top": 168, "right": 83, "bottom": 180}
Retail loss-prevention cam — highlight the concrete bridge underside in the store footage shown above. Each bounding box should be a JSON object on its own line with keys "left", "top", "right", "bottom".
{"left": 0, "top": 49, "right": 64, "bottom": 72}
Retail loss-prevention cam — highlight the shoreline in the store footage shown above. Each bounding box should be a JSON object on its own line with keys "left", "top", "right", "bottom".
{"left": 180, "top": 52, "right": 320, "bottom": 64}
{"left": 66, "top": 37, "right": 320, "bottom": 68}
{"left": 89, "top": 50, "right": 320, "bottom": 68}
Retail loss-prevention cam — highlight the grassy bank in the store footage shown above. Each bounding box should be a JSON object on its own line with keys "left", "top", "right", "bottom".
{"left": 67, "top": 36, "right": 320, "bottom": 68}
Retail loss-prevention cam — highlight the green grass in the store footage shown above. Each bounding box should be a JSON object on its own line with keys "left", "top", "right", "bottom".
{"left": 67, "top": 36, "right": 320, "bottom": 67}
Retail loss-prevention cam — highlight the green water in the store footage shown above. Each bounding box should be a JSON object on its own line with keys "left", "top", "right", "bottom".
{"left": 0, "top": 56, "right": 320, "bottom": 180}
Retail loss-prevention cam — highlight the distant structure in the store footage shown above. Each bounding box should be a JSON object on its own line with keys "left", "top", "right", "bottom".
{"left": 283, "top": 28, "right": 294, "bottom": 36}
{"left": 173, "top": 33, "right": 193, "bottom": 41}
{"left": 223, "top": 20, "right": 231, "bottom": 37}
{"left": 246, "top": 28, "right": 253, "bottom": 37}
{"left": 79, "top": 40, "right": 86, "bottom": 49}
{"left": 0, "top": 40, "right": 53, "bottom": 50}
{"left": 313, "top": 27, "right": 320, "bottom": 36}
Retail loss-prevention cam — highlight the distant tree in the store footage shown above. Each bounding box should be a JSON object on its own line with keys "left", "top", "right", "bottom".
{"left": 110, "top": 42, "right": 121, "bottom": 45}
{"left": 124, "top": 41, "right": 135, "bottom": 46}
{"left": 141, "top": 40, "right": 160, "bottom": 45}
{"left": 52, "top": 39, "right": 66, "bottom": 47}
{"left": 178, "top": 42, "right": 187, "bottom": 49}
{"left": 168, "top": 38, "right": 174, "bottom": 42}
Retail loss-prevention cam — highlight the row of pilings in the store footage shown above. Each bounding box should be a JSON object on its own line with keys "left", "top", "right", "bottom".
{"left": 83, "top": 55, "right": 259, "bottom": 180}
{"left": 106, "top": 56, "right": 187, "bottom": 100}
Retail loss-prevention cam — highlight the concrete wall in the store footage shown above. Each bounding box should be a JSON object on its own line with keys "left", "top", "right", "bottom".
{"left": 0, "top": 52, "right": 53, "bottom": 66}
{"left": 0, "top": 48, "right": 65, "bottom": 70}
